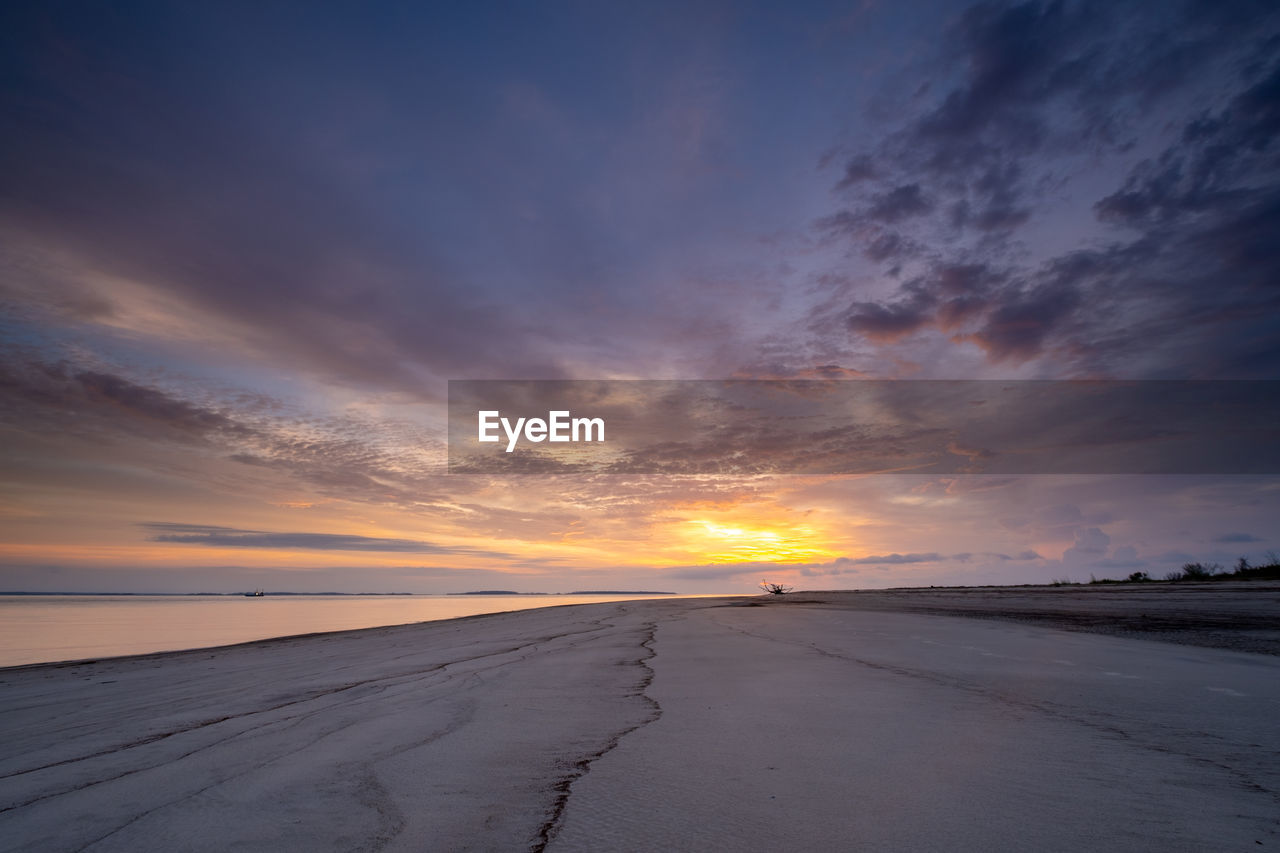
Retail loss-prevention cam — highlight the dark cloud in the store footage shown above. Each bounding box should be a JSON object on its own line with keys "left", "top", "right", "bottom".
{"left": 845, "top": 301, "right": 932, "bottom": 342}
{"left": 959, "top": 280, "right": 1079, "bottom": 362}
{"left": 916, "top": 0, "right": 1100, "bottom": 141}
{"left": 143, "top": 522, "right": 513, "bottom": 557}
{"left": 1096, "top": 61, "right": 1280, "bottom": 226}
{"left": 77, "top": 371, "right": 254, "bottom": 437}
{"left": 844, "top": 263, "right": 1005, "bottom": 344}
{"left": 834, "top": 0, "right": 1107, "bottom": 245}
{"left": 1213, "top": 532, "right": 1262, "bottom": 543}
{"left": 0, "top": 359, "right": 254, "bottom": 443}
{"left": 862, "top": 232, "right": 914, "bottom": 263}
{"left": 865, "top": 184, "right": 934, "bottom": 224}
{"left": 815, "top": 0, "right": 1280, "bottom": 377}
{"left": 817, "top": 187, "right": 934, "bottom": 263}
{"left": 835, "top": 154, "right": 878, "bottom": 189}
{"left": 1062, "top": 99, "right": 1280, "bottom": 377}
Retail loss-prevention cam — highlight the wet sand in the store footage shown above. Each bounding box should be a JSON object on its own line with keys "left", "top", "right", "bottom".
{"left": 1, "top": 588, "right": 1277, "bottom": 851}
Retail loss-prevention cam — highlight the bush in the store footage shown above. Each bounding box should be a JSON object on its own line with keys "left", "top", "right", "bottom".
{"left": 1166, "top": 562, "right": 1223, "bottom": 581}
{"left": 1151, "top": 555, "right": 1279, "bottom": 583}
{"left": 1233, "top": 554, "right": 1280, "bottom": 580}
{"left": 1181, "top": 562, "right": 1220, "bottom": 580}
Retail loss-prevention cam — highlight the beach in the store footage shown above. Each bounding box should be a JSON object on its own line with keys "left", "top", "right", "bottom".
{"left": 2, "top": 587, "right": 1278, "bottom": 851}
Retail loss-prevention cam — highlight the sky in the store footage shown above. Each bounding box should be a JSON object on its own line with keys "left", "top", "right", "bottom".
{"left": 1, "top": 0, "right": 1278, "bottom": 593}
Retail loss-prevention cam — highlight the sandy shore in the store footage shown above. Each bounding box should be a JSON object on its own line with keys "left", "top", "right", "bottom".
{"left": 787, "top": 580, "right": 1280, "bottom": 655}
{"left": 1, "top": 588, "right": 1278, "bottom": 851}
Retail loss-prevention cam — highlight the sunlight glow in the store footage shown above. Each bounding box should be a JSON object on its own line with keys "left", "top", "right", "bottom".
{"left": 683, "top": 518, "right": 837, "bottom": 563}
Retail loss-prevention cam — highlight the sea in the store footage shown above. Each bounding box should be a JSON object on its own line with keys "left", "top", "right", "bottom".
{"left": 0, "top": 593, "right": 728, "bottom": 668}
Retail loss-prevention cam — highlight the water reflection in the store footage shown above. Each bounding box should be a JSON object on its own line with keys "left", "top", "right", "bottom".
{"left": 0, "top": 594, "right": 719, "bottom": 667}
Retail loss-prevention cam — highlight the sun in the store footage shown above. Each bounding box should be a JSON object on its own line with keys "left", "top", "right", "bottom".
{"left": 684, "top": 519, "right": 836, "bottom": 563}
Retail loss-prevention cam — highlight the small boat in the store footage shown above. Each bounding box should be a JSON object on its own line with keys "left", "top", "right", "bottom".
{"left": 244, "top": 589, "right": 265, "bottom": 597}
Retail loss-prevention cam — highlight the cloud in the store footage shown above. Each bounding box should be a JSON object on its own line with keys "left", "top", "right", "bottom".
{"left": 831, "top": 552, "right": 943, "bottom": 566}
{"left": 842, "top": 262, "right": 1006, "bottom": 344}
{"left": 835, "top": 154, "right": 878, "bottom": 189}
{"left": 865, "top": 184, "right": 935, "bottom": 224}
{"left": 1095, "top": 61, "right": 1280, "bottom": 227}
{"left": 1092, "top": 545, "right": 1145, "bottom": 570}
{"left": 665, "top": 562, "right": 798, "bottom": 582}
{"left": 142, "top": 523, "right": 513, "bottom": 557}
{"left": 1213, "top": 532, "right": 1263, "bottom": 543}
{"left": 812, "top": 0, "right": 1280, "bottom": 377}
{"left": 1062, "top": 526, "right": 1111, "bottom": 566}
{"left": 0, "top": 360, "right": 255, "bottom": 444}
{"left": 957, "top": 280, "right": 1080, "bottom": 362}
{"left": 845, "top": 301, "right": 933, "bottom": 343}
{"left": 0, "top": 354, "right": 461, "bottom": 507}
{"left": 77, "top": 371, "right": 255, "bottom": 437}
{"left": 797, "top": 552, "right": 950, "bottom": 577}
{"left": 666, "top": 552, "right": 948, "bottom": 582}
{"left": 835, "top": 0, "right": 1107, "bottom": 242}
{"left": 0, "top": 7, "right": 592, "bottom": 392}
{"left": 663, "top": 548, "right": 1046, "bottom": 585}
{"left": 991, "top": 550, "right": 1043, "bottom": 561}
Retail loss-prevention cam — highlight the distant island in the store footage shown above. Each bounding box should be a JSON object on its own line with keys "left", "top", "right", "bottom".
{"left": 222, "top": 591, "right": 417, "bottom": 596}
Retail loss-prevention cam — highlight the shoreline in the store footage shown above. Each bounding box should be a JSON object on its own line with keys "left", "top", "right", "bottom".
{"left": 0, "top": 593, "right": 734, "bottom": 670}
{"left": 0, "top": 602, "right": 588, "bottom": 674}
{"left": 6, "top": 581, "right": 1276, "bottom": 673}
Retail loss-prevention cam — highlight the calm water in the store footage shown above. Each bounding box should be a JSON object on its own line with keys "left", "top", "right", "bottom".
{"left": 0, "top": 594, "right": 723, "bottom": 667}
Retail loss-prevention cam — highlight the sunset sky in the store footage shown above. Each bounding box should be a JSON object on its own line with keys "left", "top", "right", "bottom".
{"left": 2, "top": 0, "right": 1278, "bottom": 593}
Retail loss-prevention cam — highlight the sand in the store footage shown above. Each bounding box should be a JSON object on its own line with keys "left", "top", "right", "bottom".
{"left": 785, "top": 580, "right": 1280, "bottom": 655}
{"left": 1, "top": 587, "right": 1277, "bottom": 851}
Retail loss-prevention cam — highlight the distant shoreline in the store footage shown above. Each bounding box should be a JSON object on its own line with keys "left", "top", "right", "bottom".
{"left": 0, "top": 591, "right": 418, "bottom": 596}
